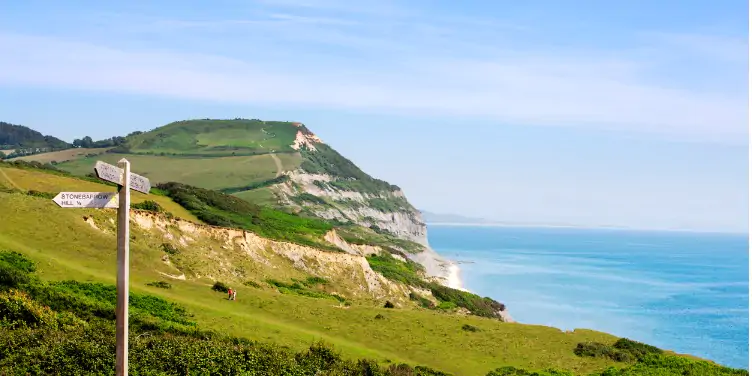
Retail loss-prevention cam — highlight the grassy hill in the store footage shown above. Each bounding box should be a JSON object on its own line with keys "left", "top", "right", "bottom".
{"left": 0, "top": 161, "right": 746, "bottom": 376}
{"left": 35, "top": 119, "right": 419, "bottom": 240}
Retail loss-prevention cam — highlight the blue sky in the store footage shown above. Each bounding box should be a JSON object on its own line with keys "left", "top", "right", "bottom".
{"left": 0, "top": 0, "right": 748, "bottom": 232}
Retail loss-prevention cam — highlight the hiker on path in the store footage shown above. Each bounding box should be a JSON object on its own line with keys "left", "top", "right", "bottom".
{"left": 228, "top": 287, "right": 233, "bottom": 300}
{"left": 232, "top": 289, "right": 237, "bottom": 301}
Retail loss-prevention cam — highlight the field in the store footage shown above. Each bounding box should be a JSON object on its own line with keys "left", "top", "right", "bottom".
{"left": 125, "top": 119, "right": 302, "bottom": 156}
{"left": 56, "top": 152, "right": 302, "bottom": 191}
{"left": 0, "top": 165, "right": 201, "bottom": 223}
{"left": 10, "top": 147, "right": 110, "bottom": 163}
{"left": 0, "top": 190, "right": 625, "bottom": 376}
{"left": 233, "top": 186, "right": 280, "bottom": 206}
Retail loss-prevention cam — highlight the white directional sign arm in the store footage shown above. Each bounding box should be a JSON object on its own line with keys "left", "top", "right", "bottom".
{"left": 53, "top": 192, "right": 119, "bottom": 208}
{"left": 94, "top": 161, "right": 151, "bottom": 194}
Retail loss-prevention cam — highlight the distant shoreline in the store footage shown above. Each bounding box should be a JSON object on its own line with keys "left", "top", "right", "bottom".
{"left": 426, "top": 222, "right": 747, "bottom": 235}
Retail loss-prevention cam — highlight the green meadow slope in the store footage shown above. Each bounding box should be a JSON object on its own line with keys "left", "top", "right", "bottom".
{"left": 0, "top": 161, "right": 746, "bottom": 376}
{"left": 20, "top": 119, "right": 421, "bottom": 244}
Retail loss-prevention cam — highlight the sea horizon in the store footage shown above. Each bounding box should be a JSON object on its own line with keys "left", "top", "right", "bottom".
{"left": 427, "top": 222, "right": 749, "bottom": 236}
{"left": 427, "top": 224, "right": 749, "bottom": 369}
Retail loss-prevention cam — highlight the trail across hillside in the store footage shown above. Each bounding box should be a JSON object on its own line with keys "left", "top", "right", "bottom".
{"left": 0, "top": 167, "right": 21, "bottom": 190}
{"left": 270, "top": 153, "right": 283, "bottom": 177}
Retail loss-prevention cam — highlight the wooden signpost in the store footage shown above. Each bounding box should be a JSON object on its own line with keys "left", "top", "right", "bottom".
{"left": 52, "top": 159, "right": 150, "bottom": 376}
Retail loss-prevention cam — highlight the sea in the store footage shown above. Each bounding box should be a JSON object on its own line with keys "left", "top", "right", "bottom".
{"left": 427, "top": 224, "right": 749, "bottom": 370}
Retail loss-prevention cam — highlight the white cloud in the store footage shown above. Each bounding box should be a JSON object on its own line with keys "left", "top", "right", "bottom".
{"left": 0, "top": 1, "right": 746, "bottom": 143}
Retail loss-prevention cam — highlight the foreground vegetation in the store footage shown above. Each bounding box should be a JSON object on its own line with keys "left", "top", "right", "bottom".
{"left": 0, "top": 190, "right": 631, "bottom": 375}
{"left": 2, "top": 251, "right": 745, "bottom": 375}
{"left": 0, "top": 251, "right": 450, "bottom": 375}
{"left": 157, "top": 182, "right": 338, "bottom": 250}
{"left": 367, "top": 253, "right": 507, "bottom": 318}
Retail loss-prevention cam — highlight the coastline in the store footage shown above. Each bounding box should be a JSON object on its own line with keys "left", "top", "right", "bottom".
{"left": 410, "top": 224, "right": 516, "bottom": 323}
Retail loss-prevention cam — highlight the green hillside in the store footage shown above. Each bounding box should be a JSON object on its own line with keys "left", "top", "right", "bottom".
{"left": 0, "top": 122, "right": 71, "bottom": 157}
{"left": 0, "top": 162, "right": 746, "bottom": 375}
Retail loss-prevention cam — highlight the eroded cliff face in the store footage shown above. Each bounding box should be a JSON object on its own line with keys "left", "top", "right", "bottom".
{"left": 87, "top": 211, "right": 417, "bottom": 305}
{"left": 275, "top": 170, "right": 428, "bottom": 245}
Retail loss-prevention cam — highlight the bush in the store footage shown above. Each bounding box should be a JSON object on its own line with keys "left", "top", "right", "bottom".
{"left": 461, "top": 324, "right": 480, "bottom": 332}
{"left": 156, "top": 182, "right": 337, "bottom": 250}
{"left": 132, "top": 200, "right": 163, "bottom": 212}
{"left": 428, "top": 284, "right": 505, "bottom": 319}
{"left": 211, "top": 281, "right": 229, "bottom": 293}
{"left": 409, "top": 292, "right": 435, "bottom": 309}
{"left": 0, "top": 289, "right": 58, "bottom": 328}
{"left": 0, "top": 251, "right": 35, "bottom": 290}
{"left": 613, "top": 338, "right": 663, "bottom": 358}
{"left": 160, "top": 243, "right": 180, "bottom": 255}
{"left": 267, "top": 278, "right": 348, "bottom": 304}
{"left": 243, "top": 280, "right": 262, "bottom": 288}
{"left": 375, "top": 314, "right": 385, "bottom": 320}
{"left": 0, "top": 251, "right": 36, "bottom": 274}
{"left": 384, "top": 301, "right": 395, "bottom": 309}
{"left": 146, "top": 281, "right": 171, "bottom": 289}
{"left": 26, "top": 190, "right": 55, "bottom": 199}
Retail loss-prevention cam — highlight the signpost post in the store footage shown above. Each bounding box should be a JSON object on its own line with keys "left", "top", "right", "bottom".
{"left": 52, "top": 159, "right": 150, "bottom": 376}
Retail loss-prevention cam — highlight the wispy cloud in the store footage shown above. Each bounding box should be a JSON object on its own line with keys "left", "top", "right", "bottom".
{"left": 0, "top": 0, "right": 746, "bottom": 142}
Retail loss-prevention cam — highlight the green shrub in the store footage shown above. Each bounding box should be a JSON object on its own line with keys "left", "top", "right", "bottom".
{"left": 367, "top": 253, "right": 426, "bottom": 287}
{"left": 0, "top": 251, "right": 36, "bottom": 274}
{"left": 211, "top": 281, "right": 229, "bottom": 293}
{"left": 437, "top": 301, "right": 458, "bottom": 310}
{"left": 461, "top": 324, "right": 480, "bottom": 333}
{"left": 243, "top": 280, "right": 262, "bottom": 288}
{"left": 0, "top": 289, "right": 58, "bottom": 328}
{"left": 146, "top": 281, "right": 171, "bottom": 289}
{"left": 157, "top": 182, "right": 337, "bottom": 250}
{"left": 428, "top": 284, "right": 505, "bottom": 319}
{"left": 302, "top": 276, "right": 329, "bottom": 286}
{"left": 160, "top": 242, "right": 180, "bottom": 255}
{"left": 0, "top": 251, "right": 35, "bottom": 290}
{"left": 384, "top": 301, "right": 395, "bottom": 309}
{"left": 613, "top": 338, "right": 663, "bottom": 358}
{"left": 267, "top": 278, "right": 348, "bottom": 304}
{"left": 409, "top": 292, "right": 435, "bottom": 309}
{"left": 132, "top": 200, "right": 163, "bottom": 212}
{"left": 26, "top": 190, "right": 55, "bottom": 199}
{"left": 375, "top": 314, "right": 386, "bottom": 320}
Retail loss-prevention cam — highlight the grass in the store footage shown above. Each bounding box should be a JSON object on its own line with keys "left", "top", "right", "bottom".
{"left": 123, "top": 119, "right": 302, "bottom": 156}
{"left": 0, "top": 165, "right": 201, "bottom": 223}
{"left": 232, "top": 186, "right": 280, "bottom": 206}
{"left": 0, "top": 191, "right": 632, "bottom": 376}
{"left": 10, "top": 147, "right": 111, "bottom": 164}
{"left": 337, "top": 226, "right": 426, "bottom": 254}
{"left": 157, "top": 182, "right": 338, "bottom": 251}
{"left": 57, "top": 152, "right": 302, "bottom": 191}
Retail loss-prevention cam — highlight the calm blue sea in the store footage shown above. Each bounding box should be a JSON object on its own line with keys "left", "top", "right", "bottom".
{"left": 427, "top": 225, "right": 749, "bottom": 369}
